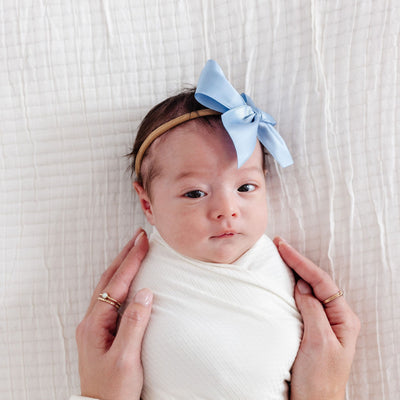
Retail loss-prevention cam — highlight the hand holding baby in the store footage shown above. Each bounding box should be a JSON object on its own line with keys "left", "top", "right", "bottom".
{"left": 275, "top": 237, "right": 360, "bottom": 400}
{"left": 75, "top": 230, "right": 153, "bottom": 400}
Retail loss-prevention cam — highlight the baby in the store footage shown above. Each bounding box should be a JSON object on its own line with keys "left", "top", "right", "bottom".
{"left": 126, "top": 60, "right": 303, "bottom": 399}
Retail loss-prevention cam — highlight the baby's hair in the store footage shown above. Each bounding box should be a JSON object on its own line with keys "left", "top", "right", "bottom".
{"left": 127, "top": 88, "right": 221, "bottom": 194}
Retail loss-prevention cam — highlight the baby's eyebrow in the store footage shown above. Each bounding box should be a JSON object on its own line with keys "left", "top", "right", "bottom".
{"left": 237, "top": 166, "right": 264, "bottom": 174}
{"left": 173, "top": 165, "right": 263, "bottom": 181}
{"left": 174, "top": 170, "right": 207, "bottom": 180}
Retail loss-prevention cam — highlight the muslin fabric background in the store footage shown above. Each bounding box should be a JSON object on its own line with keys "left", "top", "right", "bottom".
{"left": 0, "top": 1, "right": 399, "bottom": 399}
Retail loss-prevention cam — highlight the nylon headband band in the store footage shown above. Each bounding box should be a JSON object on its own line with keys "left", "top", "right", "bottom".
{"left": 134, "top": 108, "right": 221, "bottom": 177}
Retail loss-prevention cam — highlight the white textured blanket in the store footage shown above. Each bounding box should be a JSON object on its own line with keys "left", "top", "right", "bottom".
{"left": 3, "top": 3, "right": 399, "bottom": 399}
{"left": 127, "top": 230, "right": 303, "bottom": 400}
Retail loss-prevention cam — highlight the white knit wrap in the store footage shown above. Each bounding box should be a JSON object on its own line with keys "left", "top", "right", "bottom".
{"left": 127, "top": 230, "right": 303, "bottom": 400}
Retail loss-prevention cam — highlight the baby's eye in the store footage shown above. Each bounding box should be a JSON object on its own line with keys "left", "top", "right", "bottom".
{"left": 184, "top": 190, "right": 206, "bottom": 198}
{"left": 237, "top": 184, "right": 256, "bottom": 192}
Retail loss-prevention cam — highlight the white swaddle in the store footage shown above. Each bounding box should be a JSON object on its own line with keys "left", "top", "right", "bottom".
{"left": 127, "top": 230, "right": 303, "bottom": 400}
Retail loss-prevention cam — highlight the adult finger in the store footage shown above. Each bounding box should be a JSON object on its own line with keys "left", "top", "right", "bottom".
{"left": 112, "top": 288, "right": 153, "bottom": 362}
{"left": 92, "top": 230, "right": 149, "bottom": 317}
{"left": 294, "top": 280, "right": 337, "bottom": 348}
{"left": 86, "top": 228, "right": 144, "bottom": 316}
{"left": 274, "top": 237, "right": 360, "bottom": 348}
{"left": 273, "top": 237, "right": 343, "bottom": 306}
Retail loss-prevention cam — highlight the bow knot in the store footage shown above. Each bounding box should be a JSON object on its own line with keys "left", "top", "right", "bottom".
{"left": 195, "top": 60, "right": 293, "bottom": 168}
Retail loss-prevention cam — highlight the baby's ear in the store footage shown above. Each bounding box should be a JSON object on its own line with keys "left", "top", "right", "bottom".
{"left": 133, "top": 182, "right": 155, "bottom": 225}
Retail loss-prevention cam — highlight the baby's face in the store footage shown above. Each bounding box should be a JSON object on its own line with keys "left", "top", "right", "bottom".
{"left": 136, "top": 121, "right": 268, "bottom": 264}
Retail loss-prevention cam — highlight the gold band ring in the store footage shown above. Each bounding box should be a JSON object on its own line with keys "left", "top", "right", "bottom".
{"left": 97, "top": 292, "right": 121, "bottom": 310}
{"left": 322, "top": 289, "right": 344, "bottom": 305}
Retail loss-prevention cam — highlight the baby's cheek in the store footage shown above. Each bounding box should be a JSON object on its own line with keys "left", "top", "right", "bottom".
{"left": 254, "top": 202, "right": 268, "bottom": 231}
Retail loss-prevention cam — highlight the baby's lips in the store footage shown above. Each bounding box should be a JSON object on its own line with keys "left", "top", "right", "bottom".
{"left": 211, "top": 231, "right": 238, "bottom": 239}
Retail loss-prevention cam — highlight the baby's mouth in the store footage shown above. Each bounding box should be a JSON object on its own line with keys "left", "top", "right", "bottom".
{"left": 211, "top": 232, "right": 237, "bottom": 239}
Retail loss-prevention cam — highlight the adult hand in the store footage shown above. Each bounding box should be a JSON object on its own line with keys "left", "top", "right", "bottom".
{"left": 75, "top": 229, "right": 153, "bottom": 400}
{"left": 274, "top": 237, "right": 360, "bottom": 400}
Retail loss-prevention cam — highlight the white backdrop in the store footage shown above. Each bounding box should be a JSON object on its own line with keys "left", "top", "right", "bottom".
{"left": 1, "top": 1, "right": 399, "bottom": 399}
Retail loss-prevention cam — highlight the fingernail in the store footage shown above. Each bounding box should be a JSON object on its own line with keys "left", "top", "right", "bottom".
{"left": 297, "top": 279, "right": 312, "bottom": 294}
{"left": 134, "top": 288, "right": 153, "bottom": 306}
{"left": 275, "top": 236, "right": 286, "bottom": 247}
{"left": 134, "top": 231, "right": 145, "bottom": 246}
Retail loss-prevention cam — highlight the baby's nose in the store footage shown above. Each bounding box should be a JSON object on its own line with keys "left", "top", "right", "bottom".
{"left": 210, "top": 192, "right": 239, "bottom": 220}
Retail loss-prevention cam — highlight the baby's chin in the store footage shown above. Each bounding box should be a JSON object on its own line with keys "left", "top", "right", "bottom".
{"left": 189, "top": 246, "right": 250, "bottom": 265}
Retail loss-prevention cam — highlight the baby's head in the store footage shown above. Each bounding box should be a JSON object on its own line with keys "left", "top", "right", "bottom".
{"left": 127, "top": 88, "right": 268, "bottom": 264}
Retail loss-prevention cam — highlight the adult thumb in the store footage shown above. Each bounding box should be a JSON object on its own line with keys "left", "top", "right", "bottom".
{"left": 113, "top": 288, "right": 153, "bottom": 360}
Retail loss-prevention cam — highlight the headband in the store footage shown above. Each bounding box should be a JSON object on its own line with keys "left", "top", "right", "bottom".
{"left": 134, "top": 109, "right": 220, "bottom": 177}
{"left": 135, "top": 60, "right": 293, "bottom": 177}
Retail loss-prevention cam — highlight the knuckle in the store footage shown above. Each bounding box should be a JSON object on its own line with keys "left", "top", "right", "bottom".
{"left": 100, "top": 268, "right": 110, "bottom": 282}
{"left": 347, "top": 312, "right": 361, "bottom": 335}
{"left": 75, "top": 316, "right": 97, "bottom": 344}
{"left": 75, "top": 319, "right": 88, "bottom": 343}
{"left": 314, "top": 270, "right": 331, "bottom": 291}
{"left": 122, "top": 307, "right": 146, "bottom": 324}
{"left": 111, "top": 269, "right": 132, "bottom": 292}
{"left": 114, "top": 352, "right": 141, "bottom": 371}
{"left": 305, "top": 327, "right": 335, "bottom": 351}
{"left": 302, "top": 294, "right": 322, "bottom": 311}
{"left": 99, "top": 267, "right": 114, "bottom": 287}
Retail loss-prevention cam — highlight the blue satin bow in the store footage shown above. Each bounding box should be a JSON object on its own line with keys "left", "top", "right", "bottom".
{"left": 195, "top": 60, "right": 293, "bottom": 168}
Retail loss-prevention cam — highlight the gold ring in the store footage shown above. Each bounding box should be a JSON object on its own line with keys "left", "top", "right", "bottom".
{"left": 97, "top": 292, "right": 121, "bottom": 310}
{"left": 322, "top": 289, "right": 344, "bottom": 305}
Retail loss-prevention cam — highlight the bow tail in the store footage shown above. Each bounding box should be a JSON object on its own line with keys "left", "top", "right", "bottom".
{"left": 257, "top": 124, "right": 294, "bottom": 168}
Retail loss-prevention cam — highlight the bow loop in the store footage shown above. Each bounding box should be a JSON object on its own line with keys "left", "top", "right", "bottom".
{"left": 195, "top": 60, "right": 293, "bottom": 168}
